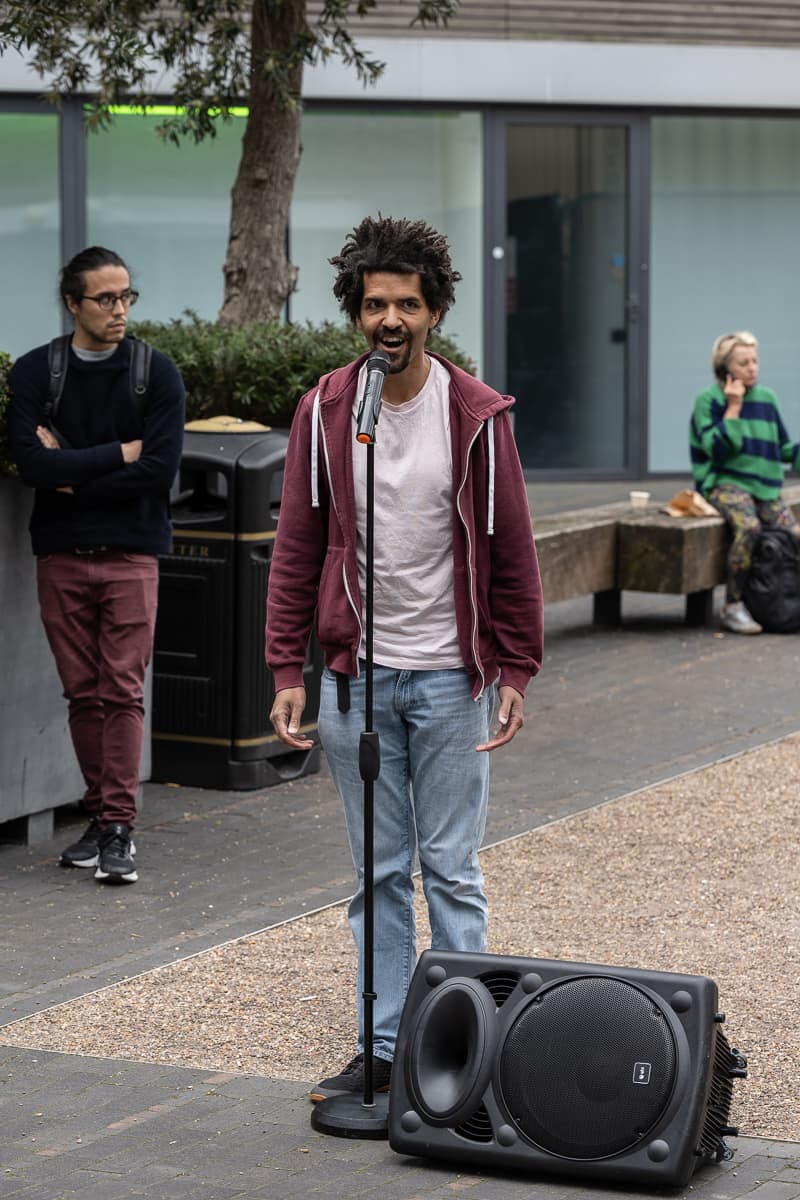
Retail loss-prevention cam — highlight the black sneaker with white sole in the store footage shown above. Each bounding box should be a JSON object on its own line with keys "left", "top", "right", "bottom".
{"left": 308, "top": 1053, "right": 392, "bottom": 1103}
{"left": 60, "top": 817, "right": 103, "bottom": 868}
{"left": 94, "top": 823, "right": 138, "bottom": 884}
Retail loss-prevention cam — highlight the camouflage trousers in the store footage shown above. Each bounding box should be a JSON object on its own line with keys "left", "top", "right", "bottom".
{"left": 708, "top": 484, "right": 799, "bottom": 602}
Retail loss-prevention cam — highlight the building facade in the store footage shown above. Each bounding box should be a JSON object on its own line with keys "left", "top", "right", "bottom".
{"left": 3, "top": 1, "right": 800, "bottom": 478}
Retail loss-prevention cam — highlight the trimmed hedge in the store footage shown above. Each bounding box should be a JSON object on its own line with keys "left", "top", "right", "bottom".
{"left": 0, "top": 351, "right": 13, "bottom": 477}
{"left": 129, "top": 312, "right": 477, "bottom": 426}
{"left": 0, "top": 316, "right": 477, "bottom": 476}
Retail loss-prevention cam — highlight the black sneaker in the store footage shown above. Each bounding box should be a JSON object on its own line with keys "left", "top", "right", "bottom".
{"left": 309, "top": 1053, "right": 392, "bottom": 1103}
{"left": 60, "top": 817, "right": 103, "bottom": 868}
{"left": 94, "top": 823, "right": 138, "bottom": 885}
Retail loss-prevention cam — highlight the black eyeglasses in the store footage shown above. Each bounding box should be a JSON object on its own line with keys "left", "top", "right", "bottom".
{"left": 79, "top": 289, "right": 139, "bottom": 311}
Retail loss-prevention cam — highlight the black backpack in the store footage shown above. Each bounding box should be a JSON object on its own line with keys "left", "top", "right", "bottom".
{"left": 45, "top": 333, "right": 152, "bottom": 441}
{"left": 742, "top": 527, "right": 800, "bottom": 633}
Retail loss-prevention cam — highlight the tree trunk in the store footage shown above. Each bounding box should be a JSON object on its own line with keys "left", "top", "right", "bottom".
{"left": 218, "top": 0, "right": 306, "bottom": 326}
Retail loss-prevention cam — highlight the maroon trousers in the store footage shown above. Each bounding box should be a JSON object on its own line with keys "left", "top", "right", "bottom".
{"left": 36, "top": 551, "right": 159, "bottom": 829}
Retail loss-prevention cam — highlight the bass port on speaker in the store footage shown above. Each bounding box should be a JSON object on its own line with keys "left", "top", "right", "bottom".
{"left": 497, "top": 974, "right": 678, "bottom": 1159}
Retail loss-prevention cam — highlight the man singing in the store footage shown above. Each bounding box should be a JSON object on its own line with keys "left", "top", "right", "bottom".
{"left": 266, "top": 215, "right": 543, "bottom": 1101}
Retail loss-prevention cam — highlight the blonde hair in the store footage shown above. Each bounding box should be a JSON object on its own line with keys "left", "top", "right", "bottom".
{"left": 712, "top": 330, "right": 758, "bottom": 377}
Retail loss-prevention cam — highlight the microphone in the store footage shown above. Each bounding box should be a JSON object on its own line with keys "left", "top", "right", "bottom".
{"left": 356, "top": 350, "right": 391, "bottom": 445}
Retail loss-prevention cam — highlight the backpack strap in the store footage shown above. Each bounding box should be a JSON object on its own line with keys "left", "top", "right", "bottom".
{"left": 45, "top": 334, "right": 152, "bottom": 433}
{"left": 128, "top": 336, "right": 152, "bottom": 430}
{"left": 46, "top": 334, "right": 72, "bottom": 423}
{"left": 129, "top": 336, "right": 151, "bottom": 397}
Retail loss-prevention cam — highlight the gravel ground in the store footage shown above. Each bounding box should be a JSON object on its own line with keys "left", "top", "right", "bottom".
{"left": 2, "top": 736, "right": 798, "bottom": 1141}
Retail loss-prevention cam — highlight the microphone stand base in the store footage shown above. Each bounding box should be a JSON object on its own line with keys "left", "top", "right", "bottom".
{"left": 310, "top": 1091, "right": 389, "bottom": 1140}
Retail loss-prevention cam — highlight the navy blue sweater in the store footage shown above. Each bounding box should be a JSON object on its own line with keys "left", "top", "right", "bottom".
{"left": 8, "top": 338, "right": 185, "bottom": 556}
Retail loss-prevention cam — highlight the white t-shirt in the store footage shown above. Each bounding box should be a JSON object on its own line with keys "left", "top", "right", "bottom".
{"left": 352, "top": 355, "right": 462, "bottom": 669}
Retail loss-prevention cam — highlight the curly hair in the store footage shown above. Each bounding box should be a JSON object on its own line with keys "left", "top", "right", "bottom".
{"left": 330, "top": 215, "right": 461, "bottom": 326}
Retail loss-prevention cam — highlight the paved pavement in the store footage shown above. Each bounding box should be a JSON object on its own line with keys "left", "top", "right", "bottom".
{"left": 2, "top": 478, "right": 799, "bottom": 1199}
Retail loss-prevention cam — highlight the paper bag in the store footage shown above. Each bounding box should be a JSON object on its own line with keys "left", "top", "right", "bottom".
{"left": 662, "top": 489, "right": 719, "bottom": 518}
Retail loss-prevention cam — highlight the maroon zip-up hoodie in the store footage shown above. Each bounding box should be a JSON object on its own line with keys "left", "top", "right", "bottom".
{"left": 265, "top": 352, "right": 543, "bottom": 699}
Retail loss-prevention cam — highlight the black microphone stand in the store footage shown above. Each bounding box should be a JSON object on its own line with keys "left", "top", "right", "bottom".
{"left": 310, "top": 397, "right": 389, "bottom": 1139}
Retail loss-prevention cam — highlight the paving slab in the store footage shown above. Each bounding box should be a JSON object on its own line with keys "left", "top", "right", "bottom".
{"left": 1, "top": 1047, "right": 798, "bottom": 1200}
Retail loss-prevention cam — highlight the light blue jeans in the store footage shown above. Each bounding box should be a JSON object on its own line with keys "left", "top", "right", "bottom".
{"left": 318, "top": 665, "right": 493, "bottom": 1062}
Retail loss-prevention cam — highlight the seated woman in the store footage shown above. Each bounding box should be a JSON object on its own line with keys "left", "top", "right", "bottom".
{"left": 690, "top": 330, "right": 800, "bottom": 634}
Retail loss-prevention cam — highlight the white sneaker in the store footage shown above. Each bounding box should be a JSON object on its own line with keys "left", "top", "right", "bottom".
{"left": 720, "top": 601, "right": 762, "bottom": 635}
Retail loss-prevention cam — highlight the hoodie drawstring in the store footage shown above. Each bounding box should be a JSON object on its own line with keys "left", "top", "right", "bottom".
{"left": 310, "top": 390, "right": 321, "bottom": 508}
{"left": 487, "top": 415, "right": 495, "bottom": 536}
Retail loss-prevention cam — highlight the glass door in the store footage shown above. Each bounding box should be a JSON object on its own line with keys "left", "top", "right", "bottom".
{"left": 484, "top": 113, "right": 648, "bottom": 475}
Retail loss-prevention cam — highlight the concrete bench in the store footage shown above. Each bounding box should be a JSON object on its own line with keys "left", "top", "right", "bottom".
{"left": 534, "top": 501, "right": 629, "bottom": 627}
{"left": 616, "top": 511, "right": 728, "bottom": 626}
{"left": 534, "top": 484, "right": 800, "bottom": 627}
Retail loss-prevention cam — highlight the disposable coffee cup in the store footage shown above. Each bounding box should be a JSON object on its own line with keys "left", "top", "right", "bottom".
{"left": 629, "top": 490, "right": 651, "bottom": 509}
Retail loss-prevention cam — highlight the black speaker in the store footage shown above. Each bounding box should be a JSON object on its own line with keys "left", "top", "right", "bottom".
{"left": 389, "top": 951, "right": 747, "bottom": 1187}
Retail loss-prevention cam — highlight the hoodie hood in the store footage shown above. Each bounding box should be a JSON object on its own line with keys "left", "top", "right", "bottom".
{"left": 316, "top": 350, "right": 513, "bottom": 419}
{"left": 309, "top": 351, "right": 513, "bottom": 526}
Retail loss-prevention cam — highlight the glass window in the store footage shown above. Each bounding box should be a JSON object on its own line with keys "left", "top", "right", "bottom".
{"left": 649, "top": 116, "right": 800, "bottom": 471}
{"left": 291, "top": 109, "right": 483, "bottom": 371}
{"left": 87, "top": 107, "right": 482, "bottom": 372}
{"left": 87, "top": 112, "right": 245, "bottom": 323}
{"left": 0, "top": 113, "right": 61, "bottom": 358}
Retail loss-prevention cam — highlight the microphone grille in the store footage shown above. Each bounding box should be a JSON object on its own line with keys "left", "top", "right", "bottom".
{"left": 368, "top": 349, "right": 391, "bottom": 375}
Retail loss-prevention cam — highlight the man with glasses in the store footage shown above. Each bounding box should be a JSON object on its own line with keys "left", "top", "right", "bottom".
{"left": 8, "top": 246, "right": 185, "bottom": 884}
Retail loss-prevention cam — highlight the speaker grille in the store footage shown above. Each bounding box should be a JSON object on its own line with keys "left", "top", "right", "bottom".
{"left": 499, "top": 976, "right": 677, "bottom": 1159}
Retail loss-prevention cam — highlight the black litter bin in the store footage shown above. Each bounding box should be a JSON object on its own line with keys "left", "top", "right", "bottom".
{"left": 151, "top": 419, "right": 321, "bottom": 789}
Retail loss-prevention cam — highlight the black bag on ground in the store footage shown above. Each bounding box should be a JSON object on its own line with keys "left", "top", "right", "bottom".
{"left": 743, "top": 528, "right": 800, "bottom": 632}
